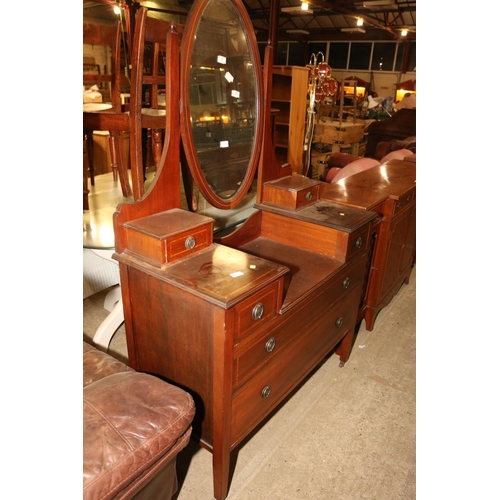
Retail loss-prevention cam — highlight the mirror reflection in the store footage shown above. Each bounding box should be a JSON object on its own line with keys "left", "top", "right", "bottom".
{"left": 187, "top": 0, "right": 257, "bottom": 200}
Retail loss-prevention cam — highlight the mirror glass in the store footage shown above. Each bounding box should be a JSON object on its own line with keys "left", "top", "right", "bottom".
{"left": 181, "top": 0, "right": 261, "bottom": 209}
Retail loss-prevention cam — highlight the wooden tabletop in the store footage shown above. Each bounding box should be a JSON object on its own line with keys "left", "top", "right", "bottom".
{"left": 320, "top": 159, "right": 416, "bottom": 211}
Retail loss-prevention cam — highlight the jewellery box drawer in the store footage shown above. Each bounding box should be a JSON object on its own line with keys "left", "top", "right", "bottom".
{"left": 123, "top": 208, "right": 214, "bottom": 267}
{"left": 261, "top": 175, "right": 322, "bottom": 210}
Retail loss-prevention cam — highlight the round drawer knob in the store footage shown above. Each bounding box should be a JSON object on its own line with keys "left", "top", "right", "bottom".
{"left": 397, "top": 202, "right": 402, "bottom": 209}
{"left": 265, "top": 337, "right": 276, "bottom": 353}
{"left": 336, "top": 317, "right": 343, "bottom": 328}
{"left": 252, "top": 302, "right": 264, "bottom": 321}
{"left": 185, "top": 236, "right": 196, "bottom": 250}
{"left": 355, "top": 236, "right": 363, "bottom": 249}
{"left": 306, "top": 192, "right": 312, "bottom": 201}
{"left": 261, "top": 385, "right": 271, "bottom": 399}
{"left": 343, "top": 277, "right": 350, "bottom": 289}
{"left": 406, "top": 195, "right": 411, "bottom": 202}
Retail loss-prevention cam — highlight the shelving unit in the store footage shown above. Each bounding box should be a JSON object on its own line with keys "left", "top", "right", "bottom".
{"left": 271, "top": 66, "right": 308, "bottom": 174}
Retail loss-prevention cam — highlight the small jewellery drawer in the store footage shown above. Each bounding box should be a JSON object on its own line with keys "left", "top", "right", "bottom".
{"left": 262, "top": 176, "right": 322, "bottom": 210}
{"left": 165, "top": 226, "right": 212, "bottom": 263}
{"left": 233, "top": 280, "right": 281, "bottom": 342}
{"left": 383, "top": 187, "right": 415, "bottom": 218}
{"left": 123, "top": 209, "right": 214, "bottom": 266}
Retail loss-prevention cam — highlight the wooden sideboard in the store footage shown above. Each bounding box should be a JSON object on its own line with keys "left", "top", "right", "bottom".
{"left": 320, "top": 157, "right": 416, "bottom": 330}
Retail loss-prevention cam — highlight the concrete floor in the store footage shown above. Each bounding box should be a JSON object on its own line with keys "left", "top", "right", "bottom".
{"left": 83, "top": 265, "right": 416, "bottom": 500}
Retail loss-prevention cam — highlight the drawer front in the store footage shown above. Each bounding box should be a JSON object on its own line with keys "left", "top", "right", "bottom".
{"left": 166, "top": 225, "right": 212, "bottom": 263}
{"left": 233, "top": 281, "right": 281, "bottom": 342}
{"left": 294, "top": 184, "right": 320, "bottom": 209}
{"left": 234, "top": 259, "right": 366, "bottom": 386}
{"left": 383, "top": 187, "right": 415, "bottom": 219}
{"left": 231, "top": 288, "right": 360, "bottom": 445}
{"left": 346, "top": 226, "right": 370, "bottom": 261}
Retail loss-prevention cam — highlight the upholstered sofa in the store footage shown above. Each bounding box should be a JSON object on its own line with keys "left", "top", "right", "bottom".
{"left": 83, "top": 342, "right": 195, "bottom": 500}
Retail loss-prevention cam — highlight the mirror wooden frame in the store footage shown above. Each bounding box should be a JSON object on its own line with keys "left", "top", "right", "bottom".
{"left": 179, "top": 0, "right": 264, "bottom": 210}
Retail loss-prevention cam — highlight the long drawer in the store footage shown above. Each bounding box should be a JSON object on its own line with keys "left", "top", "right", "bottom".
{"left": 230, "top": 287, "right": 360, "bottom": 446}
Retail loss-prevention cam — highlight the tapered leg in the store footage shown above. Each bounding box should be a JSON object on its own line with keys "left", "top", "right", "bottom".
{"left": 109, "top": 130, "right": 132, "bottom": 198}
{"left": 212, "top": 446, "right": 231, "bottom": 500}
{"left": 151, "top": 128, "right": 163, "bottom": 169}
{"left": 335, "top": 327, "right": 356, "bottom": 367}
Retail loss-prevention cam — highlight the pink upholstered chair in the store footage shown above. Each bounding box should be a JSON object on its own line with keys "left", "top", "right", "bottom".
{"left": 379, "top": 148, "right": 414, "bottom": 163}
{"left": 326, "top": 157, "right": 380, "bottom": 183}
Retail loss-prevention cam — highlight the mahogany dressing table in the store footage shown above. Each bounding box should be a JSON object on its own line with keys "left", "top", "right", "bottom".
{"left": 112, "top": 1, "right": 379, "bottom": 498}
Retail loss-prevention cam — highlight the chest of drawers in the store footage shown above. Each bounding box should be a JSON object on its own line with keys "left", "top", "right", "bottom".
{"left": 320, "top": 158, "right": 416, "bottom": 330}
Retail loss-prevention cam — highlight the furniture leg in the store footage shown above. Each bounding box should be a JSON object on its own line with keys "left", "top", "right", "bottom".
{"left": 151, "top": 128, "right": 163, "bottom": 169}
{"left": 335, "top": 327, "right": 356, "bottom": 367}
{"left": 109, "top": 130, "right": 133, "bottom": 198}
{"left": 84, "top": 130, "right": 95, "bottom": 186}
{"left": 212, "top": 448, "right": 231, "bottom": 500}
{"left": 83, "top": 137, "right": 90, "bottom": 211}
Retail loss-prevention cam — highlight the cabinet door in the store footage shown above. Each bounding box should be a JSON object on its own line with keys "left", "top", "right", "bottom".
{"left": 380, "top": 211, "right": 409, "bottom": 299}
{"left": 399, "top": 204, "right": 416, "bottom": 274}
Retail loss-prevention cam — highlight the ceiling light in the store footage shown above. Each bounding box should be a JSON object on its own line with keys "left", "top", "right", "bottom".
{"left": 286, "top": 29, "right": 310, "bottom": 35}
{"left": 281, "top": 6, "right": 313, "bottom": 14}
{"left": 363, "top": 1, "right": 395, "bottom": 6}
{"left": 357, "top": 18, "right": 364, "bottom": 26}
{"left": 341, "top": 27, "right": 366, "bottom": 33}
{"left": 301, "top": 2, "right": 309, "bottom": 10}
{"left": 401, "top": 29, "right": 408, "bottom": 36}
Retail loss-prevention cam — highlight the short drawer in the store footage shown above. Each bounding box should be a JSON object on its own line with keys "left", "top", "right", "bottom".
{"left": 230, "top": 289, "right": 360, "bottom": 445}
{"left": 262, "top": 176, "right": 322, "bottom": 211}
{"left": 123, "top": 209, "right": 214, "bottom": 267}
{"left": 233, "top": 280, "right": 281, "bottom": 342}
{"left": 346, "top": 226, "right": 370, "bottom": 261}
{"left": 165, "top": 225, "right": 212, "bottom": 263}
{"left": 383, "top": 187, "right": 415, "bottom": 219}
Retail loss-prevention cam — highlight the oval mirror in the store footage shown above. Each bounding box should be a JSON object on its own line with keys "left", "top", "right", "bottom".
{"left": 180, "top": 0, "right": 263, "bottom": 209}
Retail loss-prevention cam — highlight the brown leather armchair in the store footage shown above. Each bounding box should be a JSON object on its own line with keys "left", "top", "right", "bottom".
{"left": 83, "top": 342, "right": 195, "bottom": 500}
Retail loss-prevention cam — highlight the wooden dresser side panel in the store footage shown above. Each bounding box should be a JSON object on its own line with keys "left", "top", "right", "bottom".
{"left": 125, "top": 266, "right": 218, "bottom": 445}
{"left": 260, "top": 210, "right": 348, "bottom": 260}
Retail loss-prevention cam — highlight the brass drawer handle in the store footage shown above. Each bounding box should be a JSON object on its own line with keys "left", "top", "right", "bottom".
{"left": 336, "top": 317, "right": 343, "bottom": 328}
{"left": 355, "top": 236, "right": 363, "bottom": 249}
{"left": 265, "top": 337, "right": 276, "bottom": 353}
{"left": 252, "top": 302, "right": 264, "bottom": 321}
{"left": 306, "top": 191, "right": 312, "bottom": 201}
{"left": 184, "top": 236, "right": 196, "bottom": 250}
{"left": 261, "top": 385, "right": 271, "bottom": 399}
{"left": 343, "top": 277, "right": 350, "bottom": 289}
